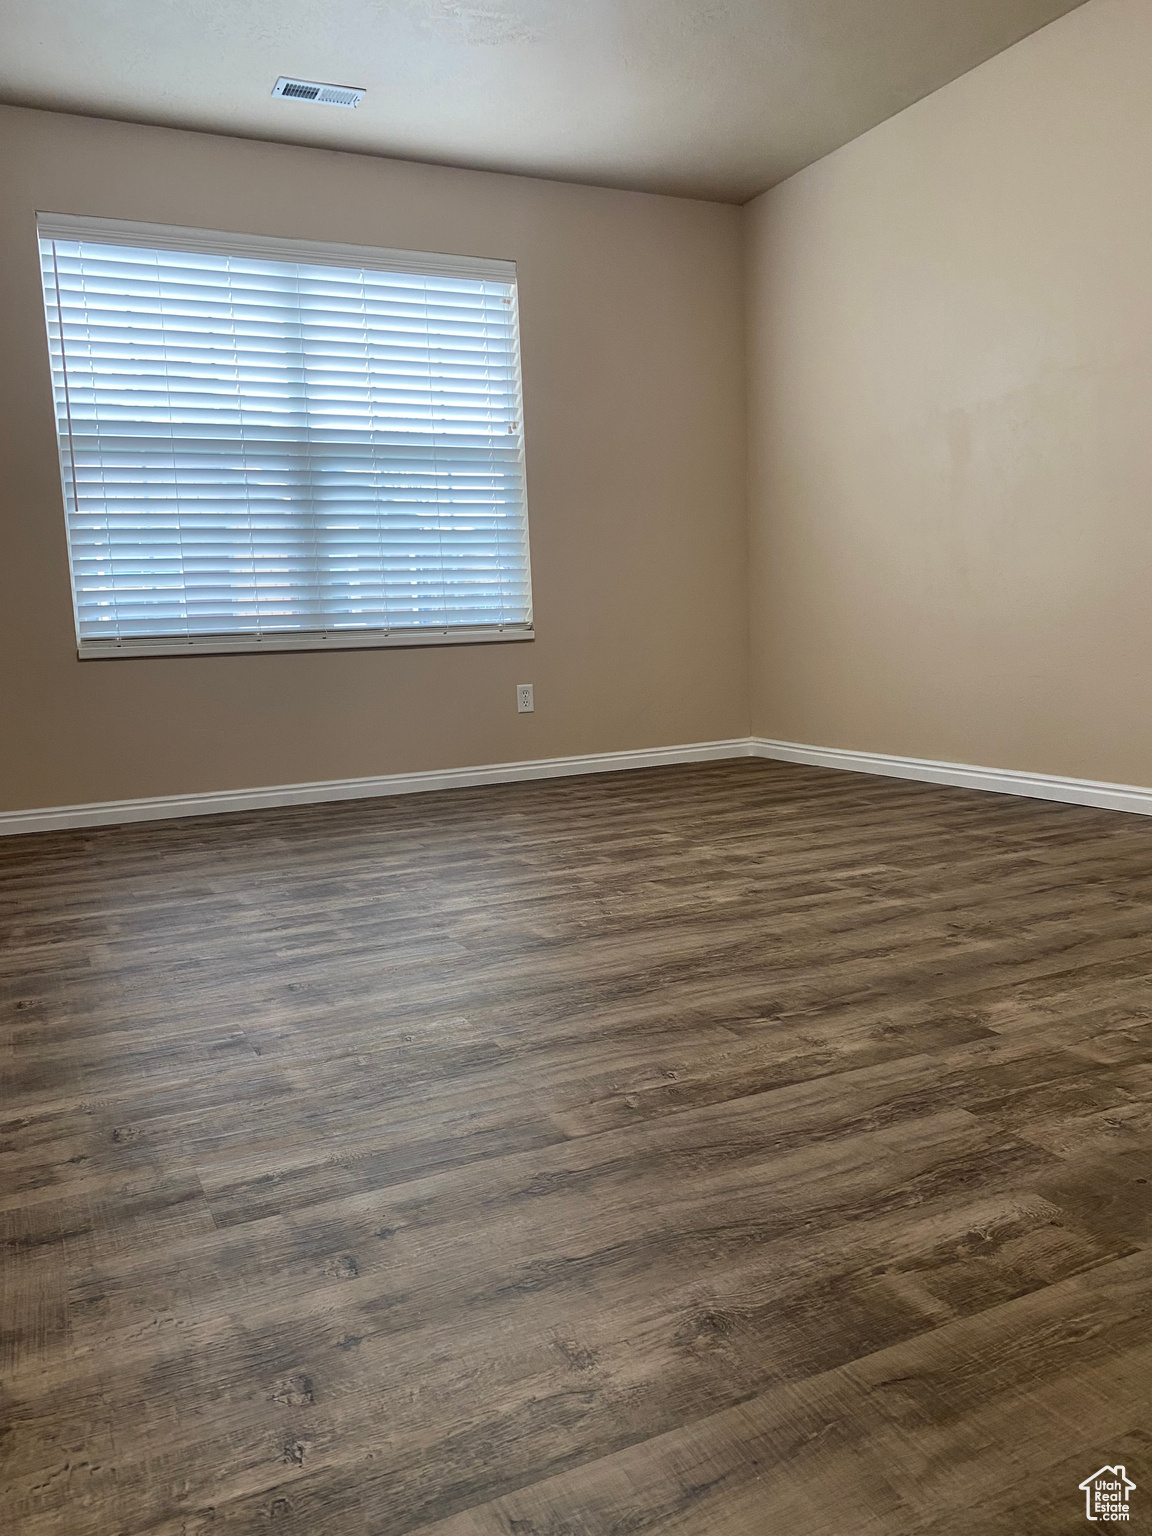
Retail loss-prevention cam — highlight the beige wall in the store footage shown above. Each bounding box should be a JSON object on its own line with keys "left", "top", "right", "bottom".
{"left": 0, "top": 106, "right": 748, "bottom": 810}
{"left": 747, "top": 0, "right": 1152, "bottom": 785}
{"left": 9, "top": 0, "right": 1150, "bottom": 814}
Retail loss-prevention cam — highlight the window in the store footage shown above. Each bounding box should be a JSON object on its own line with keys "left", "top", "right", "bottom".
{"left": 38, "top": 215, "right": 534, "bottom": 657}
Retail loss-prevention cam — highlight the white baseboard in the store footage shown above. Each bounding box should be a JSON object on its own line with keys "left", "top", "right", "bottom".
{"left": 0, "top": 737, "right": 755, "bottom": 836}
{"left": 751, "top": 737, "right": 1152, "bottom": 817}
{"left": 4, "top": 733, "right": 1149, "bottom": 836}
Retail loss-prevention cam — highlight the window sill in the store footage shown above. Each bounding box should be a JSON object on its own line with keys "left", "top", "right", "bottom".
{"left": 76, "top": 626, "right": 535, "bottom": 660}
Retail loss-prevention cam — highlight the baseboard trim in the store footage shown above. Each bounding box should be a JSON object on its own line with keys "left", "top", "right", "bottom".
{"left": 751, "top": 737, "right": 1152, "bottom": 817}
{"left": 6, "top": 733, "right": 1149, "bottom": 835}
{"left": 0, "top": 737, "right": 756, "bottom": 836}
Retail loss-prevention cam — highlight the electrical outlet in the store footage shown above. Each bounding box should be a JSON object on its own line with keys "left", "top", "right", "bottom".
{"left": 517, "top": 683, "right": 534, "bottom": 713}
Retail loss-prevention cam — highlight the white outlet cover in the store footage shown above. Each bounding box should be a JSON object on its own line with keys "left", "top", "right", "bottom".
{"left": 517, "top": 684, "right": 534, "bottom": 713}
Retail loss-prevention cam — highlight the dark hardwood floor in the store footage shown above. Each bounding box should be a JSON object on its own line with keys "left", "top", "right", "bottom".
{"left": 2, "top": 758, "right": 1151, "bottom": 1536}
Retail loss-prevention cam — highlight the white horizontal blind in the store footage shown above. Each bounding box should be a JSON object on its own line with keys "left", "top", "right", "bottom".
{"left": 37, "top": 215, "right": 533, "bottom": 655}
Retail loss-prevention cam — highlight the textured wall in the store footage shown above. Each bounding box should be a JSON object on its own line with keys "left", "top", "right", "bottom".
{"left": 0, "top": 107, "right": 748, "bottom": 809}
{"left": 747, "top": 0, "right": 1152, "bottom": 785}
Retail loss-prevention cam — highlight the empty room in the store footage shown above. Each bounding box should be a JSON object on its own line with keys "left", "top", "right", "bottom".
{"left": 2, "top": 0, "right": 1151, "bottom": 1531}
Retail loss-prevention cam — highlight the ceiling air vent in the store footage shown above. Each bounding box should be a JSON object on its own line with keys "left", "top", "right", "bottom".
{"left": 272, "top": 77, "right": 365, "bottom": 109}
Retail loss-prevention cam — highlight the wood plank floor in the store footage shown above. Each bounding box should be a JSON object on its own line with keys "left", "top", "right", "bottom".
{"left": 2, "top": 758, "right": 1151, "bottom": 1536}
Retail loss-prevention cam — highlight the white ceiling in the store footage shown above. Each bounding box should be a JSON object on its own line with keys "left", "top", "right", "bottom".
{"left": 0, "top": 0, "right": 1087, "bottom": 203}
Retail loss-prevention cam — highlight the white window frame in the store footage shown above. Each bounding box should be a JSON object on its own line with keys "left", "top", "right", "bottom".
{"left": 38, "top": 213, "right": 535, "bottom": 659}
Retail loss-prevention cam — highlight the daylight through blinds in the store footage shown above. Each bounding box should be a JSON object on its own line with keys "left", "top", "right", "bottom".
{"left": 38, "top": 218, "right": 533, "bottom": 652}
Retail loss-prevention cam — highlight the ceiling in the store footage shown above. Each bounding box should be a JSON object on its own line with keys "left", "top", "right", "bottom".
{"left": 0, "top": 0, "right": 1087, "bottom": 203}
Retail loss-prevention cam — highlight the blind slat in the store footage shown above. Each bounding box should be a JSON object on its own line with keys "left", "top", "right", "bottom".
{"left": 40, "top": 222, "right": 533, "bottom": 649}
